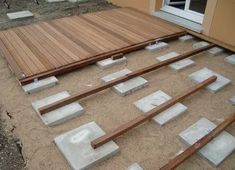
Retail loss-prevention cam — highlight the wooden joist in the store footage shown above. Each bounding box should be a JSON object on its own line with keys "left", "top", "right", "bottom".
{"left": 91, "top": 76, "right": 217, "bottom": 149}
{"left": 160, "top": 112, "right": 235, "bottom": 170}
{"left": 38, "top": 44, "right": 215, "bottom": 115}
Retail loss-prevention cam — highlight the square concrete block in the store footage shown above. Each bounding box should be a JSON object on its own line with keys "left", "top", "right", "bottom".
{"left": 32, "top": 91, "right": 84, "bottom": 126}
{"left": 46, "top": 0, "right": 65, "bottom": 2}
{"left": 101, "top": 69, "right": 148, "bottom": 96}
{"left": 127, "top": 163, "right": 143, "bottom": 170}
{"left": 192, "top": 41, "right": 209, "bottom": 49}
{"left": 22, "top": 76, "right": 58, "bottom": 94}
{"left": 224, "top": 54, "right": 235, "bottom": 65}
{"left": 96, "top": 56, "right": 127, "bottom": 69}
{"left": 156, "top": 52, "right": 195, "bottom": 71}
{"left": 178, "top": 118, "right": 235, "bottom": 167}
{"left": 207, "top": 47, "right": 224, "bottom": 56}
{"left": 134, "top": 90, "right": 187, "bottom": 125}
{"left": 229, "top": 96, "right": 235, "bottom": 105}
{"left": 54, "top": 121, "right": 119, "bottom": 170}
{"left": 7, "top": 11, "right": 33, "bottom": 20}
{"left": 189, "top": 68, "right": 231, "bottom": 93}
{"left": 178, "top": 35, "right": 194, "bottom": 42}
{"left": 145, "top": 42, "right": 168, "bottom": 51}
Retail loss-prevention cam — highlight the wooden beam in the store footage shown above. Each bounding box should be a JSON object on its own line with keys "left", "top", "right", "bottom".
{"left": 19, "top": 31, "right": 187, "bottom": 85}
{"left": 91, "top": 76, "right": 217, "bottom": 149}
{"left": 160, "top": 112, "right": 235, "bottom": 170}
{"left": 38, "top": 43, "right": 215, "bottom": 115}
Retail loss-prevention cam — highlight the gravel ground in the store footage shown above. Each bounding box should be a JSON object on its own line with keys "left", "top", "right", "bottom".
{"left": 0, "top": 106, "right": 25, "bottom": 170}
{"left": 0, "top": 0, "right": 117, "bottom": 30}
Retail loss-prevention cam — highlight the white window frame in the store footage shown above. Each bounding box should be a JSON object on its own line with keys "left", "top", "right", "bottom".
{"left": 161, "top": 0, "right": 205, "bottom": 24}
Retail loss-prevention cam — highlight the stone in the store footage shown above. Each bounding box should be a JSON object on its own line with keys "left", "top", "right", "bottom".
{"left": 178, "top": 118, "right": 235, "bottom": 167}
{"left": 207, "top": 47, "right": 224, "bottom": 56}
{"left": 134, "top": 90, "right": 187, "bottom": 125}
{"left": 189, "top": 68, "right": 231, "bottom": 93}
{"left": 7, "top": 11, "right": 33, "bottom": 20}
{"left": 224, "top": 54, "right": 235, "bottom": 65}
{"left": 156, "top": 52, "right": 195, "bottom": 71}
{"left": 54, "top": 121, "right": 119, "bottom": 170}
{"left": 145, "top": 42, "right": 168, "bottom": 51}
{"left": 46, "top": 0, "right": 65, "bottom": 2}
{"left": 22, "top": 76, "right": 58, "bottom": 94}
{"left": 178, "top": 35, "right": 194, "bottom": 42}
{"left": 229, "top": 96, "right": 235, "bottom": 105}
{"left": 101, "top": 69, "right": 148, "bottom": 96}
{"left": 192, "top": 41, "right": 209, "bottom": 49}
{"left": 96, "top": 56, "right": 127, "bottom": 69}
{"left": 127, "top": 163, "right": 143, "bottom": 170}
{"left": 32, "top": 91, "right": 84, "bottom": 126}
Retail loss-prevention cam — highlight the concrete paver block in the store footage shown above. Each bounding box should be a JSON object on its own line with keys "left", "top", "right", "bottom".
{"left": 178, "top": 118, "right": 235, "bottom": 167}
{"left": 22, "top": 76, "right": 58, "bottom": 94}
{"left": 32, "top": 91, "right": 84, "bottom": 126}
{"left": 156, "top": 52, "right": 195, "bottom": 71}
{"left": 96, "top": 56, "right": 127, "bottom": 69}
{"left": 101, "top": 69, "right": 148, "bottom": 96}
{"left": 178, "top": 35, "right": 194, "bottom": 42}
{"left": 207, "top": 47, "right": 224, "bottom": 56}
{"left": 7, "top": 11, "right": 33, "bottom": 20}
{"left": 192, "top": 41, "right": 209, "bottom": 49}
{"left": 229, "top": 96, "right": 235, "bottom": 105}
{"left": 189, "top": 68, "right": 231, "bottom": 93}
{"left": 134, "top": 90, "right": 187, "bottom": 125}
{"left": 46, "top": 0, "right": 65, "bottom": 2}
{"left": 54, "top": 121, "right": 119, "bottom": 170}
{"left": 224, "top": 54, "right": 235, "bottom": 65}
{"left": 145, "top": 42, "right": 168, "bottom": 51}
{"left": 127, "top": 163, "right": 143, "bottom": 170}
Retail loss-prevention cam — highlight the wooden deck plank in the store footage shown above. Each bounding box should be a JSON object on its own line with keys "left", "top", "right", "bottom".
{"left": 0, "top": 8, "right": 184, "bottom": 84}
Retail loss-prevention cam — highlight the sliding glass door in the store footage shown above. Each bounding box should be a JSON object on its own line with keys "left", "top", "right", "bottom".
{"left": 162, "top": 0, "right": 208, "bottom": 24}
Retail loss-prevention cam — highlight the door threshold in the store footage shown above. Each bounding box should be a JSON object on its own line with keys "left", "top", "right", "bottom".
{"left": 153, "top": 11, "right": 203, "bottom": 33}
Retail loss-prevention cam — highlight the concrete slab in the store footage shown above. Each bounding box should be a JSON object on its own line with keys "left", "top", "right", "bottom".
{"left": 54, "top": 121, "right": 119, "bottom": 170}
{"left": 145, "top": 42, "right": 168, "bottom": 51}
{"left": 32, "top": 91, "right": 84, "bottom": 126}
{"left": 178, "top": 118, "right": 235, "bottom": 167}
{"left": 7, "top": 11, "right": 33, "bottom": 20}
{"left": 189, "top": 68, "right": 231, "bottom": 93}
{"left": 178, "top": 35, "right": 194, "bottom": 42}
{"left": 101, "top": 69, "right": 148, "bottom": 96}
{"left": 22, "top": 76, "right": 58, "bottom": 94}
{"left": 224, "top": 54, "right": 235, "bottom": 65}
{"left": 229, "top": 96, "right": 235, "bottom": 105}
{"left": 127, "top": 163, "right": 143, "bottom": 170}
{"left": 96, "top": 56, "right": 127, "bottom": 69}
{"left": 207, "top": 47, "right": 224, "bottom": 56}
{"left": 192, "top": 41, "right": 209, "bottom": 49}
{"left": 134, "top": 90, "right": 187, "bottom": 125}
{"left": 156, "top": 52, "right": 195, "bottom": 71}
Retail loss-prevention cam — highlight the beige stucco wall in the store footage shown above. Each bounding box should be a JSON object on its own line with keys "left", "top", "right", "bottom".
{"left": 208, "top": 0, "right": 235, "bottom": 47}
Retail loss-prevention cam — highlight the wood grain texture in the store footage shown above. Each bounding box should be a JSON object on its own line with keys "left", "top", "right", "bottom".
{"left": 0, "top": 7, "right": 183, "bottom": 84}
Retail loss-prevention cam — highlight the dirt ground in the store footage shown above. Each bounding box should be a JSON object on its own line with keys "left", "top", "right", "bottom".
{"left": 0, "top": 0, "right": 116, "bottom": 30}
{"left": 0, "top": 30, "right": 235, "bottom": 170}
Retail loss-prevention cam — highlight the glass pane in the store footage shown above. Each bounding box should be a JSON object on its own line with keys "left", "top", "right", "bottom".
{"left": 189, "top": 0, "right": 207, "bottom": 14}
{"left": 168, "top": 0, "right": 186, "bottom": 10}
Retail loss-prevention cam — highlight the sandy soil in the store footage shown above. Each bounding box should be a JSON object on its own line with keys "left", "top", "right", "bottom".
{"left": 0, "top": 0, "right": 116, "bottom": 30}
{"left": 0, "top": 37, "right": 235, "bottom": 169}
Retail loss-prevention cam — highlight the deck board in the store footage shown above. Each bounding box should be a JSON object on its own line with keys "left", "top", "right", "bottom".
{"left": 0, "top": 8, "right": 184, "bottom": 83}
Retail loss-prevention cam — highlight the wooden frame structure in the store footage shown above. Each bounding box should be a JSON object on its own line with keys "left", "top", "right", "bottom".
{"left": 38, "top": 44, "right": 215, "bottom": 115}
{"left": 160, "top": 112, "right": 235, "bottom": 170}
{"left": 91, "top": 76, "right": 217, "bottom": 148}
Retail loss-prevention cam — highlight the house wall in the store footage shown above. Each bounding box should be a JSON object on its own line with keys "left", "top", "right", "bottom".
{"left": 208, "top": 0, "right": 235, "bottom": 47}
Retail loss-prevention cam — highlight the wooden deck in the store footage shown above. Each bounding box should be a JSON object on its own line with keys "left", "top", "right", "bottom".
{"left": 0, "top": 8, "right": 184, "bottom": 85}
